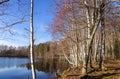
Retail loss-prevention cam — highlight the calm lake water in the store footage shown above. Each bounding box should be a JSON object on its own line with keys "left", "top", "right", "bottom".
{"left": 0, "top": 57, "right": 68, "bottom": 79}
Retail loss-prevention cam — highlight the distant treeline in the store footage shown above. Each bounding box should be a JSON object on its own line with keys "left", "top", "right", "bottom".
{"left": 0, "top": 45, "right": 29, "bottom": 58}
{"left": 0, "top": 42, "right": 60, "bottom": 58}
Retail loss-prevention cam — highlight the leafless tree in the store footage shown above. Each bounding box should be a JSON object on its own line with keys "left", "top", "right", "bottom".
{"left": 30, "top": 0, "right": 36, "bottom": 79}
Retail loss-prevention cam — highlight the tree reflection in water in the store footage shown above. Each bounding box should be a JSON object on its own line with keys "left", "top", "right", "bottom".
{"left": 24, "top": 58, "right": 69, "bottom": 76}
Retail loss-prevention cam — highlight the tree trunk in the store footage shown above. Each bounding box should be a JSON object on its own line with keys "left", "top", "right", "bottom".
{"left": 30, "top": 0, "right": 36, "bottom": 79}
{"left": 99, "top": 0, "right": 105, "bottom": 69}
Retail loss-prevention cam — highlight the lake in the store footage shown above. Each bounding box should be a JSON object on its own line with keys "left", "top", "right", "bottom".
{"left": 0, "top": 57, "right": 68, "bottom": 79}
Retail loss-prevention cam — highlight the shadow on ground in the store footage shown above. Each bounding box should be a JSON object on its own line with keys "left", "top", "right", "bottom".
{"left": 81, "top": 72, "right": 118, "bottom": 79}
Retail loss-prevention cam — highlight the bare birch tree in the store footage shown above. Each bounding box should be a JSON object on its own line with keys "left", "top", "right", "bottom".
{"left": 30, "top": 0, "right": 36, "bottom": 79}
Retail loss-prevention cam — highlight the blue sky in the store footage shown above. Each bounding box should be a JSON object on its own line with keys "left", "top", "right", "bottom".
{"left": 0, "top": 0, "right": 54, "bottom": 47}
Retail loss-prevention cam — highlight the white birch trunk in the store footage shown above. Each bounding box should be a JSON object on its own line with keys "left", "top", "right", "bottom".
{"left": 30, "top": 0, "right": 36, "bottom": 79}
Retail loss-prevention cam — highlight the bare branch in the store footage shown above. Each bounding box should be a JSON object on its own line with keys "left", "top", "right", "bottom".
{"left": 0, "top": 0, "right": 9, "bottom": 5}
{"left": 0, "top": 19, "right": 28, "bottom": 30}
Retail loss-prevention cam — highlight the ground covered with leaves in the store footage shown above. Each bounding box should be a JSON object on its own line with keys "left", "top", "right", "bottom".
{"left": 58, "top": 60, "right": 120, "bottom": 79}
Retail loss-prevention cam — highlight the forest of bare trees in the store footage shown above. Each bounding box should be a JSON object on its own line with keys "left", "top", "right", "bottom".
{"left": 50, "top": 0, "right": 120, "bottom": 75}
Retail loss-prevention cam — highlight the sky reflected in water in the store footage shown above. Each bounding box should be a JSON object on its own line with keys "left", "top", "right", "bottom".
{"left": 0, "top": 57, "right": 55, "bottom": 79}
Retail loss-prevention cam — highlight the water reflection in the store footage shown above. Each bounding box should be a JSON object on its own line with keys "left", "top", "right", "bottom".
{"left": 0, "top": 57, "right": 30, "bottom": 68}
{"left": 0, "top": 67, "right": 51, "bottom": 79}
{"left": 0, "top": 57, "right": 69, "bottom": 79}
{"left": 25, "top": 58, "right": 69, "bottom": 73}
{"left": 0, "top": 67, "right": 30, "bottom": 79}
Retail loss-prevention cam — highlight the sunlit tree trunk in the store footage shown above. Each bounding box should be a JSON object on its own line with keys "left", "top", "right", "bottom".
{"left": 82, "top": 0, "right": 101, "bottom": 75}
{"left": 81, "top": 0, "right": 90, "bottom": 75}
{"left": 30, "top": 0, "right": 36, "bottom": 79}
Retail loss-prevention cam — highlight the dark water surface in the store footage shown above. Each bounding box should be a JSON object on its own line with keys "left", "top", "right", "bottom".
{"left": 0, "top": 57, "right": 68, "bottom": 79}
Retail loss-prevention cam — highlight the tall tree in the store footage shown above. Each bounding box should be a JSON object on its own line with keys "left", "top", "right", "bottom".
{"left": 30, "top": 0, "right": 36, "bottom": 79}
{"left": 99, "top": 0, "right": 106, "bottom": 69}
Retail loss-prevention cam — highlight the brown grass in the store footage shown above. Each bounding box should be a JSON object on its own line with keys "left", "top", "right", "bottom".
{"left": 58, "top": 60, "right": 120, "bottom": 79}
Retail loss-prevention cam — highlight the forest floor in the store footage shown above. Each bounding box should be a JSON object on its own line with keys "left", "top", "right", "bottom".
{"left": 58, "top": 60, "right": 120, "bottom": 79}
